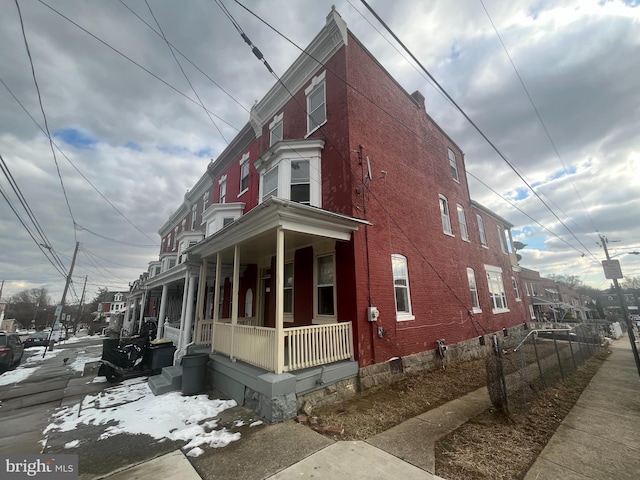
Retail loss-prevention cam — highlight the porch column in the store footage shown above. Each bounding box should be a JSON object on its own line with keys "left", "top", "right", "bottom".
{"left": 177, "top": 275, "right": 190, "bottom": 352}
{"left": 275, "top": 227, "right": 285, "bottom": 374}
{"left": 230, "top": 245, "right": 240, "bottom": 361}
{"left": 137, "top": 288, "right": 147, "bottom": 334}
{"left": 195, "top": 258, "right": 208, "bottom": 344}
{"left": 157, "top": 284, "right": 168, "bottom": 339}
{"left": 129, "top": 297, "right": 137, "bottom": 336}
{"left": 181, "top": 270, "right": 198, "bottom": 351}
{"left": 211, "top": 253, "right": 221, "bottom": 353}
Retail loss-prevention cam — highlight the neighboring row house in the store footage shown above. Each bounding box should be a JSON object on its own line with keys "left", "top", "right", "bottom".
{"left": 97, "top": 291, "right": 127, "bottom": 324}
{"left": 126, "top": 8, "right": 532, "bottom": 421}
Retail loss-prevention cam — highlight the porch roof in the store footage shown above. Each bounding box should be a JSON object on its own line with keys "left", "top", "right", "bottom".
{"left": 187, "top": 197, "right": 369, "bottom": 262}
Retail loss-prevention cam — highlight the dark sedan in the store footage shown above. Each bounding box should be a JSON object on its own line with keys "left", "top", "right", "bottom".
{"left": 23, "top": 332, "right": 52, "bottom": 348}
{"left": 0, "top": 331, "right": 24, "bottom": 370}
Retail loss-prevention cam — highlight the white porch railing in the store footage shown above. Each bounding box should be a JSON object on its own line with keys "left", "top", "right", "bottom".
{"left": 205, "top": 320, "right": 353, "bottom": 372}
{"left": 163, "top": 324, "right": 181, "bottom": 345}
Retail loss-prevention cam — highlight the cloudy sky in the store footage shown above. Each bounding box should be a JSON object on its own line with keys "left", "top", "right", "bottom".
{"left": 1, "top": 0, "right": 639, "bottom": 305}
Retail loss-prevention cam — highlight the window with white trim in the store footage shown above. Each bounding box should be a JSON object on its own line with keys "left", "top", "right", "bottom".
{"left": 392, "top": 254, "right": 414, "bottom": 320}
{"left": 477, "top": 214, "right": 487, "bottom": 246}
{"left": 529, "top": 304, "right": 536, "bottom": 319}
{"left": 485, "top": 265, "right": 509, "bottom": 313}
{"left": 439, "top": 195, "right": 452, "bottom": 235}
{"left": 223, "top": 217, "right": 234, "bottom": 227}
{"left": 283, "top": 262, "right": 293, "bottom": 314}
{"left": 448, "top": 148, "right": 459, "bottom": 182}
{"left": 269, "top": 113, "right": 283, "bottom": 147}
{"left": 467, "top": 268, "right": 481, "bottom": 313}
{"left": 316, "top": 254, "right": 335, "bottom": 316}
{"left": 305, "top": 71, "right": 326, "bottom": 134}
{"left": 202, "top": 191, "right": 208, "bottom": 210}
{"left": 497, "top": 225, "right": 507, "bottom": 253}
{"left": 219, "top": 177, "right": 226, "bottom": 204}
{"left": 263, "top": 166, "right": 279, "bottom": 200}
{"left": 290, "top": 160, "right": 310, "bottom": 204}
{"left": 512, "top": 276, "right": 521, "bottom": 301}
{"left": 457, "top": 204, "right": 468, "bottom": 241}
{"left": 190, "top": 204, "right": 198, "bottom": 230}
{"left": 239, "top": 153, "right": 250, "bottom": 194}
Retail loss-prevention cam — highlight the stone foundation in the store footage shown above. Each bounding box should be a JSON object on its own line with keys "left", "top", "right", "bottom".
{"left": 295, "top": 377, "right": 358, "bottom": 411}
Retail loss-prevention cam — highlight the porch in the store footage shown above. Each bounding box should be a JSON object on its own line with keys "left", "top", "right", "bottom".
{"left": 195, "top": 318, "right": 354, "bottom": 372}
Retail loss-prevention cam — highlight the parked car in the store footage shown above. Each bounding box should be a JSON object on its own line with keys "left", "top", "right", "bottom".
{"left": 23, "top": 331, "right": 52, "bottom": 348}
{"left": 0, "top": 331, "right": 24, "bottom": 371}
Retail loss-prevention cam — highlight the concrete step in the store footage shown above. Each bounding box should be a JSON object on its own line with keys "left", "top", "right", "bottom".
{"left": 149, "top": 365, "right": 183, "bottom": 396}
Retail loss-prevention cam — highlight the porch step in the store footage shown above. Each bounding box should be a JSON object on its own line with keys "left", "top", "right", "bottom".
{"left": 149, "top": 365, "right": 183, "bottom": 396}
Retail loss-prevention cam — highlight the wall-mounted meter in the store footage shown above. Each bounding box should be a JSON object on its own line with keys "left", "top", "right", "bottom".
{"left": 367, "top": 306, "right": 379, "bottom": 322}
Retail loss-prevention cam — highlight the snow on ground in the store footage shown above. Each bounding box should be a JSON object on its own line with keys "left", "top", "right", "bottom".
{"left": 44, "top": 378, "right": 241, "bottom": 456}
{"left": 0, "top": 348, "right": 63, "bottom": 386}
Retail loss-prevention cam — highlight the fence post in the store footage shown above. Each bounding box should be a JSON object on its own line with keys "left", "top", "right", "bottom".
{"left": 532, "top": 332, "right": 545, "bottom": 389}
{"left": 553, "top": 331, "right": 565, "bottom": 381}
{"left": 567, "top": 333, "right": 577, "bottom": 371}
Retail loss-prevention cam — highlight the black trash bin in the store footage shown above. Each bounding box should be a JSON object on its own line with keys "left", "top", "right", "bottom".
{"left": 181, "top": 353, "right": 209, "bottom": 394}
{"left": 148, "top": 342, "right": 176, "bottom": 372}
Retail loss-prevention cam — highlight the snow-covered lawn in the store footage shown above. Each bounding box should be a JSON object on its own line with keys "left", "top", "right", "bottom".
{"left": 44, "top": 378, "right": 243, "bottom": 457}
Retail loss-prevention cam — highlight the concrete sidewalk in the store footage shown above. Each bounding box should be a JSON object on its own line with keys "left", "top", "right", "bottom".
{"left": 524, "top": 338, "right": 640, "bottom": 480}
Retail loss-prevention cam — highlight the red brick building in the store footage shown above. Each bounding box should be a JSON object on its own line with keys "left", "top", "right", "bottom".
{"left": 142, "top": 8, "right": 528, "bottom": 421}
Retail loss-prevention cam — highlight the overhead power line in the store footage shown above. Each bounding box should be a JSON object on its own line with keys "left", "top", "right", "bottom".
{"left": 359, "top": 0, "right": 600, "bottom": 265}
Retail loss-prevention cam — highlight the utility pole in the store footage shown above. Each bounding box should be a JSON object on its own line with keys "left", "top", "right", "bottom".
{"left": 600, "top": 235, "right": 640, "bottom": 378}
{"left": 45, "top": 241, "right": 80, "bottom": 356}
{"left": 76, "top": 275, "right": 88, "bottom": 335}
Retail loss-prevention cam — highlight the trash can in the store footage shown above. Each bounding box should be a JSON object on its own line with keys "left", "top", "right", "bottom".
{"left": 181, "top": 353, "right": 209, "bottom": 395}
{"left": 148, "top": 342, "right": 176, "bottom": 372}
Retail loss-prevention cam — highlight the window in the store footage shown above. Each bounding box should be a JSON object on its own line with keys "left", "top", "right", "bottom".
{"left": 219, "top": 177, "right": 226, "bottom": 204}
{"left": 439, "top": 195, "right": 452, "bottom": 235}
{"left": 485, "top": 265, "right": 508, "bottom": 313}
{"left": 467, "top": 268, "right": 481, "bottom": 312}
{"left": 245, "top": 288, "right": 253, "bottom": 317}
{"left": 284, "top": 262, "right": 293, "bottom": 314}
{"left": 477, "top": 214, "right": 487, "bottom": 246}
{"left": 223, "top": 217, "right": 234, "bottom": 227}
{"left": 239, "top": 154, "right": 250, "bottom": 193}
{"left": 497, "top": 225, "right": 507, "bottom": 253}
{"left": 512, "top": 277, "right": 521, "bottom": 301}
{"left": 290, "top": 160, "right": 310, "bottom": 204}
{"left": 263, "top": 166, "right": 279, "bottom": 200}
{"left": 316, "top": 254, "right": 335, "bottom": 316}
{"left": 269, "top": 113, "right": 283, "bottom": 147}
{"left": 448, "top": 148, "right": 459, "bottom": 182}
{"left": 191, "top": 204, "right": 198, "bottom": 230}
{"left": 203, "top": 192, "right": 208, "bottom": 210}
{"left": 392, "top": 254, "right": 414, "bottom": 320}
{"left": 529, "top": 304, "right": 536, "bottom": 319}
{"left": 305, "top": 71, "right": 326, "bottom": 134}
{"left": 457, "top": 205, "right": 468, "bottom": 241}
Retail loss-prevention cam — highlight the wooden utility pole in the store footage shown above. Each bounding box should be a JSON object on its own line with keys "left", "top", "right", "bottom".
{"left": 46, "top": 241, "right": 79, "bottom": 355}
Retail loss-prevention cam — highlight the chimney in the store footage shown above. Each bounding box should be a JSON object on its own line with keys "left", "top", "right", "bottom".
{"left": 411, "top": 90, "right": 425, "bottom": 111}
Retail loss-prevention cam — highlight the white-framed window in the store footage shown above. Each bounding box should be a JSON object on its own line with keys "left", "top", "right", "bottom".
{"left": 219, "top": 176, "right": 227, "bottom": 204}
{"left": 477, "top": 214, "right": 487, "bottom": 247}
{"left": 392, "top": 254, "right": 414, "bottom": 321}
{"left": 457, "top": 204, "right": 468, "bottom": 241}
{"left": 497, "top": 225, "right": 507, "bottom": 253}
{"left": 305, "top": 71, "right": 326, "bottom": 135}
{"left": 263, "top": 165, "right": 279, "bottom": 200}
{"left": 439, "top": 195, "right": 452, "bottom": 235}
{"left": 467, "top": 268, "right": 481, "bottom": 313}
{"left": 284, "top": 262, "right": 293, "bottom": 315}
{"left": 202, "top": 191, "right": 209, "bottom": 210}
{"left": 448, "top": 148, "right": 459, "bottom": 182}
{"left": 316, "top": 253, "right": 335, "bottom": 317}
{"left": 485, "top": 265, "right": 509, "bottom": 313}
{"left": 191, "top": 204, "right": 198, "bottom": 230}
{"left": 269, "top": 113, "right": 283, "bottom": 147}
{"left": 255, "top": 138, "right": 323, "bottom": 207}
{"left": 512, "top": 277, "right": 521, "bottom": 301}
{"left": 223, "top": 217, "right": 234, "bottom": 227}
{"left": 525, "top": 282, "right": 531, "bottom": 296}
{"left": 290, "top": 160, "right": 310, "bottom": 205}
{"left": 239, "top": 152, "right": 250, "bottom": 194}
{"left": 529, "top": 304, "right": 536, "bottom": 319}
{"left": 244, "top": 288, "right": 253, "bottom": 317}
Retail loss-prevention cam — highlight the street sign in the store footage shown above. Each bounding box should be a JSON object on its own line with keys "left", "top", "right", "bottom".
{"left": 602, "top": 260, "right": 623, "bottom": 279}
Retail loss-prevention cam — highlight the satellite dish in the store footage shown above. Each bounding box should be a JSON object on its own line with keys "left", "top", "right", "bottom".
{"left": 513, "top": 241, "right": 527, "bottom": 251}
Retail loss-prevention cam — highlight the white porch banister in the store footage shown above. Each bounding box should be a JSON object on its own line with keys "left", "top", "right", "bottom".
{"left": 205, "top": 321, "right": 353, "bottom": 372}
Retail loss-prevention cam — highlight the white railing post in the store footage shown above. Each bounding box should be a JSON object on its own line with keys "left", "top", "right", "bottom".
{"left": 195, "top": 258, "right": 207, "bottom": 344}
{"left": 230, "top": 245, "right": 240, "bottom": 362}
{"left": 157, "top": 284, "right": 168, "bottom": 339}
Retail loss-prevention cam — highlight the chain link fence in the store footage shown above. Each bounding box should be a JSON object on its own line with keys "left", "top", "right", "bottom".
{"left": 486, "top": 323, "right": 607, "bottom": 414}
